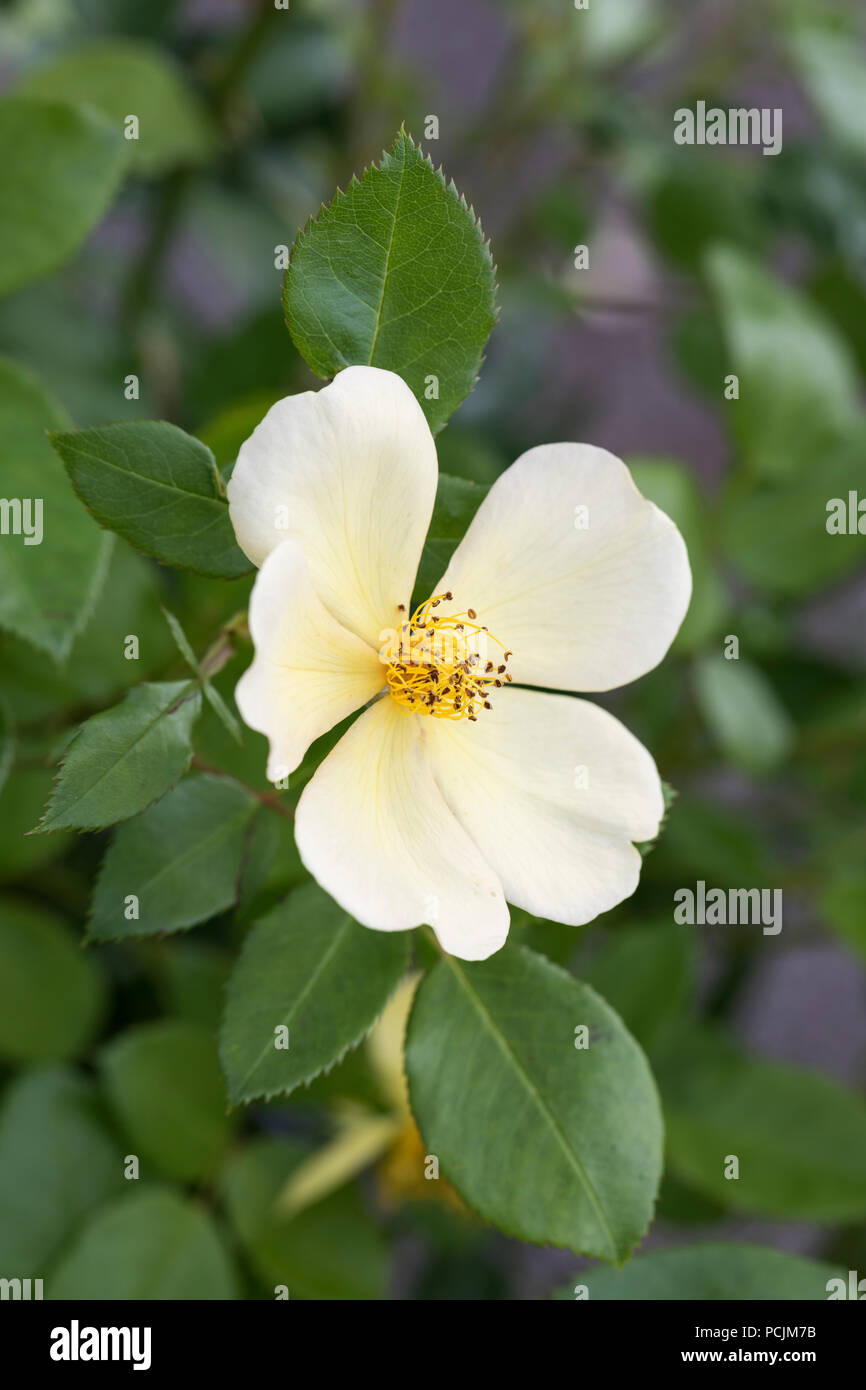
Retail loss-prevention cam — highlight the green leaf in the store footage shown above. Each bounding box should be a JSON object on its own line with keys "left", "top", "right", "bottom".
{"left": 283, "top": 128, "right": 498, "bottom": 433}
{"left": 405, "top": 944, "right": 663, "bottom": 1259}
{"left": 0, "top": 1066, "right": 124, "bottom": 1271}
{"left": 0, "top": 698, "right": 14, "bottom": 798}
{"left": 821, "top": 866, "right": 866, "bottom": 961}
{"left": 720, "top": 425, "right": 866, "bottom": 596}
{"left": 693, "top": 654, "right": 795, "bottom": 774}
{"left": 153, "top": 942, "right": 232, "bottom": 1032}
{"left": 644, "top": 796, "right": 771, "bottom": 887}
{"left": 705, "top": 245, "right": 860, "bottom": 480}
{"left": 49, "top": 1188, "right": 238, "bottom": 1299}
{"left": 0, "top": 763, "right": 73, "bottom": 879}
{"left": 554, "top": 1243, "right": 845, "bottom": 1301}
{"left": 412, "top": 473, "right": 489, "bottom": 607}
{"left": 88, "top": 773, "right": 259, "bottom": 940}
{"left": 99, "top": 1020, "right": 234, "bottom": 1182}
{"left": 787, "top": 24, "right": 866, "bottom": 157}
{"left": 0, "top": 543, "right": 175, "bottom": 723}
{"left": 0, "top": 898, "right": 104, "bottom": 1062}
{"left": 221, "top": 1137, "right": 387, "bottom": 1299}
{"left": 660, "top": 1028, "right": 866, "bottom": 1221}
{"left": 0, "top": 96, "right": 126, "bottom": 298}
{"left": 18, "top": 39, "right": 214, "bottom": 177}
{"left": 36, "top": 680, "right": 202, "bottom": 833}
{"left": 580, "top": 919, "right": 693, "bottom": 1057}
{"left": 49, "top": 421, "right": 253, "bottom": 579}
{"left": 235, "top": 809, "right": 309, "bottom": 923}
{"left": 0, "top": 356, "right": 112, "bottom": 660}
{"left": 220, "top": 882, "right": 410, "bottom": 1105}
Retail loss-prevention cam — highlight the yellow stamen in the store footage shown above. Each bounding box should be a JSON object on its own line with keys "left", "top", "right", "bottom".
{"left": 381, "top": 593, "right": 511, "bottom": 720}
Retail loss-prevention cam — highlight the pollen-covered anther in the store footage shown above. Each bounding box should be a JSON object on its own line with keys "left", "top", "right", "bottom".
{"left": 382, "top": 593, "right": 511, "bottom": 721}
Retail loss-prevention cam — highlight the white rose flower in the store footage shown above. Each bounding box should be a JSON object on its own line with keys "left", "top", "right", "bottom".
{"left": 228, "top": 366, "right": 691, "bottom": 961}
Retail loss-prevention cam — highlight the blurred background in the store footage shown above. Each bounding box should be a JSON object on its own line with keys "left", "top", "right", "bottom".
{"left": 0, "top": 0, "right": 865, "bottom": 1299}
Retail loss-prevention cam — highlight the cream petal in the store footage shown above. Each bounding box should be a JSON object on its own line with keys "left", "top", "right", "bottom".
{"left": 235, "top": 540, "right": 385, "bottom": 779}
{"left": 435, "top": 442, "right": 692, "bottom": 691}
{"left": 422, "top": 687, "right": 664, "bottom": 926}
{"left": 227, "top": 365, "right": 437, "bottom": 646}
{"left": 294, "top": 697, "right": 510, "bottom": 961}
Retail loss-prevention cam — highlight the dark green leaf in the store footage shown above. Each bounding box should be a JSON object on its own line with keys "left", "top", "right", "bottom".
{"left": 18, "top": 39, "right": 214, "bottom": 176}
{"left": 0, "top": 763, "right": 73, "bottom": 878}
{"left": 580, "top": 919, "right": 693, "bottom": 1057}
{"left": 0, "top": 356, "right": 112, "bottom": 660}
{"left": 554, "top": 1243, "right": 845, "bottom": 1300}
{"left": 0, "top": 96, "right": 126, "bottom": 297}
{"left": 49, "top": 1188, "right": 238, "bottom": 1299}
{"left": 99, "top": 1020, "right": 234, "bottom": 1182}
{"left": 221, "top": 1137, "right": 387, "bottom": 1299}
{"left": 50, "top": 421, "right": 253, "bottom": 579}
{"left": 283, "top": 128, "right": 498, "bottom": 433}
{"left": 220, "top": 882, "right": 410, "bottom": 1104}
{"left": 0, "top": 1066, "right": 124, "bottom": 1271}
{"left": 153, "top": 942, "right": 232, "bottom": 1032}
{"left": 88, "top": 773, "right": 259, "bottom": 940}
{"left": 405, "top": 944, "right": 663, "bottom": 1259}
{"left": 0, "top": 698, "right": 13, "bottom": 797}
{"left": 821, "top": 866, "right": 866, "bottom": 961}
{"left": 720, "top": 426, "right": 866, "bottom": 596}
{"left": 660, "top": 1028, "right": 866, "bottom": 1221}
{"left": 0, "top": 898, "right": 104, "bottom": 1061}
{"left": 36, "top": 681, "right": 201, "bottom": 833}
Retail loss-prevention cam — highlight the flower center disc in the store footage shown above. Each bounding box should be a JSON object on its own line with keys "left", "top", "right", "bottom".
{"left": 381, "top": 592, "right": 512, "bottom": 721}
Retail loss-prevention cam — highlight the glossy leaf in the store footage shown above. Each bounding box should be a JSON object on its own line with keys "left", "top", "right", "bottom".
{"left": 36, "top": 681, "right": 202, "bottom": 833}
{"left": 220, "top": 882, "right": 410, "bottom": 1104}
{"left": 50, "top": 421, "right": 253, "bottom": 579}
{"left": 88, "top": 773, "right": 258, "bottom": 940}
{"left": 283, "top": 128, "right": 498, "bottom": 433}
{"left": 405, "top": 945, "right": 663, "bottom": 1260}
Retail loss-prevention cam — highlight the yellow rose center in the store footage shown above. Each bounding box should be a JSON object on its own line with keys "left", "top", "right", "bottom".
{"left": 381, "top": 592, "right": 512, "bottom": 721}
